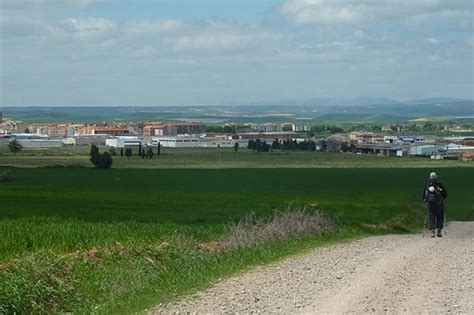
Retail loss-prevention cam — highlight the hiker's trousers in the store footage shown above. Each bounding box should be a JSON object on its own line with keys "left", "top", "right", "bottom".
{"left": 428, "top": 204, "right": 444, "bottom": 230}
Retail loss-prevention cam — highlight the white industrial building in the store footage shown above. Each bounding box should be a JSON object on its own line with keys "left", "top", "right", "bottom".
{"left": 17, "top": 139, "right": 63, "bottom": 148}
{"left": 409, "top": 145, "right": 441, "bottom": 156}
{"left": 151, "top": 136, "right": 247, "bottom": 148}
{"left": 200, "top": 138, "right": 248, "bottom": 148}
{"left": 105, "top": 136, "right": 142, "bottom": 148}
{"left": 151, "top": 136, "right": 200, "bottom": 148}
{"left": 441, "top": 144, "right": 474, "bottom": 158}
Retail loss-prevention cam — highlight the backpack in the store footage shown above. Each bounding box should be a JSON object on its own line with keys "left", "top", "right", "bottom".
{"left": 425, "top": 181, "right": 441, "bottom": 205}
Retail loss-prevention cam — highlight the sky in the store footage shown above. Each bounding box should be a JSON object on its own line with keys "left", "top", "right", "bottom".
{"left": 1, "top": 0, "right": 473, "bottom": 106}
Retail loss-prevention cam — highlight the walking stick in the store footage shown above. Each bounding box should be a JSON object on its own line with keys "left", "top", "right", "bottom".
{"left": 444, "top": 201, "right": 448, "bottom": 236}
{"left": 423, "top": 205, "right": 428, "bottom": 238}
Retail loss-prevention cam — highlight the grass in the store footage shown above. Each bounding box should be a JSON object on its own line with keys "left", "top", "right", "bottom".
{"left": 0, "top": 167, "right": 473, "bottom": 313}
{"left": 1, "top": 146, "right": 473, "bottom": 168}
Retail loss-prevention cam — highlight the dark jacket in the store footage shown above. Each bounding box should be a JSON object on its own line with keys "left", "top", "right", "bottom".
{"left": 422, "top": 179, "right": 448, "bottom": 202}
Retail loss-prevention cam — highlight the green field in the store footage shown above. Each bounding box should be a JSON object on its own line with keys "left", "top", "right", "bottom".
{"left": 1, "top": 167, "right": 473, "bottom": 313}
{"left": 1, "top": 147, "right": 472, "bottom": 168}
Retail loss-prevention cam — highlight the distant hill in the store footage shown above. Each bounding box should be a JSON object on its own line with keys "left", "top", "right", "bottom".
{"left": 3, "top": 97, "right": 472, "bottom": 124}
{"left": 238, "top": 97, "right": 400, "bottom": 107}
{"left": 404, "top": 97, "right": 473, "bottom": 105}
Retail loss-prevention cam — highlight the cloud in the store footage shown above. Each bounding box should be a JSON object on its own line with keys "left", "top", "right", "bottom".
{"left": 0, "top": 0, "right": 102, "bottom": 12}
{"left": 122, "top": 19, "right": 184, "bottom": 37}
{"left": 425, "top": 37, "right": 439, "bottom": 44}
{"left": 63, "top": 18, "right": 116, "bottom": 34}
{"left": 40, "top": 18, "right": 117, "bottom": 41}
{"left": 172, "top": 31, "right": 282, "bottom": 52}
{"left": 279, "top": 0, "right": 473, "bottom": 25}
{"left": 280, "top": 0, "right": 364, "bottom": 25}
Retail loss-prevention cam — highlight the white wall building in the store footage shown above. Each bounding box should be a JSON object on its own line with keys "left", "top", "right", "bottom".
{"left": 17, "top": 139, "right": 63, "bottom": 148}
{"left": 151, "top": 136, "right": 200, "bottom": 148}
{"left": 105, "top": 136, "right": 142, "bottom": 148}
{"left": 200, "top": 138, "right": 248, "bottom": 148}
{"left": 151, "top": 136, "right": 248, "bottom": 148}
{"left": 409, "top": 145, "right": 441, "bottom": 156}
{"left": 292, "top": 124, "right": 309, "bottom": 132}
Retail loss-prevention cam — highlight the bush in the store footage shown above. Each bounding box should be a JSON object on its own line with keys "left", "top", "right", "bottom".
{"left": 96, "top": 152, "right": 113, "bottom": 169}
{"left": 89, "top": 145, "right": 113, "bottom": 169}
{"left": 221, "top": 205, "right": 334, "bottom": 249}
{"left": 0, "top": 170, "right": 14, "bottom": 182}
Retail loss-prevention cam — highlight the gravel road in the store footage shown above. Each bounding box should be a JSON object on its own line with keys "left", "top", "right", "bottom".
{"left": 153, "top": 222, "right": 474, "bottom": 314}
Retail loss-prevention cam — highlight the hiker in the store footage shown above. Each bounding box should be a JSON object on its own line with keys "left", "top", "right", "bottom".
{"left": 422, "top": 172, "right": 448, "bottom": 237}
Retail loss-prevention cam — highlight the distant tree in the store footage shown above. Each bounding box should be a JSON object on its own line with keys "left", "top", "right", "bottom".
{"left": 147, "top": 147, "right": 154, "bottom": 159}
{"left": 8, "top": 139, "right": 23, "bottom": 156}
{"left": 272, "top": 139, "right": 280, "bottom": 150}
{"left": 89, "top": 145, "right": 113, "bottom": 169}
{"left": 234, "top": 142, "right": 239, "bottom": 152}
{"left": 120, "top": 148, "right": 124, "bottom": 157}
{"left": 247, "top": 139, "right": 254, "bottom": 150}
{"left": 97, "top": 152, "right": 113, "bottom": 169}
{"left": 89, "top": 144, "right": 100, "bottom": 165}
{"left": 125, "top": 147, "right": 132, "bottom": 158}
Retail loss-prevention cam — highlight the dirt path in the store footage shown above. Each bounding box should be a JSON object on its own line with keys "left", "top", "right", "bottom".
{"left": 153, "top": 222, "right": 474, "bottom": 314}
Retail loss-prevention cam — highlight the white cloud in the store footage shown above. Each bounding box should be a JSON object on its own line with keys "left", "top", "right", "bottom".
{"left": 122, "top": 19, "right": 184, "bottom": 37}
{"left": 280, "top": 0, "right": 473, "bottom": 25}
{"left": 64, "top": 18, "right": 116, "bottom": 34}
{"left": 172, "top": 31, "right": 281, "bottom": 52}
{"left": 280, "top": 0, "right": 365, "bottom": 25}
{"left": 0, "top": 0, "right": 102, "bottom": 12}
{"left": 425, "top": 37, "right": 439, "bottom": 44}
{"left": 41, "top": 18, "right": 117, "bottom": 41}
{"left": 353, "top": 30, "right": 365, "bottom": 38}
{"left": 120, "top": 45, "right": 158, "bottom": 58}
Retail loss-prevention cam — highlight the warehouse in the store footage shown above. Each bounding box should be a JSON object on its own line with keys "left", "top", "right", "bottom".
{"left": 17, "top": 139, "right": 63, "bottom": 148}
{"left": 409, "top": 145, "right": 441, "bottom": 156}
{"left": 105, "top": 136, "right": 142, "bottom": 148}
{"left": 151, "top": 136, "right": 200, "bottom": 148}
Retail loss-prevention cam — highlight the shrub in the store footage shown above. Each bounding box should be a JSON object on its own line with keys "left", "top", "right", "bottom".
{"left": 89, "top": 144, "right": 113, "bottom": 169}
{"left": 7, "top": 140, "right": 22, "bottom": 156}
{"left": 0, "top": 170, "right": 14, "bottom": 182}
{"left": 221, "top": 205, "right": 334, "bottom": 250}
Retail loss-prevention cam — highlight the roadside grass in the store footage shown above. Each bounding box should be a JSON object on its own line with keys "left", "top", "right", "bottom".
{"left": 0, "top": 167, "right": 472, "bottom": 313}
{"left": 1, "top": 147, "right": 472, "bottom": 168}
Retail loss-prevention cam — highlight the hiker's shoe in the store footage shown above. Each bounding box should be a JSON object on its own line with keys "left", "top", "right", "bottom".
{"left": 437, "top": 230, "right": 443, "bottom": 237}
{"left": 431, "top": 230, "right": 436, "bottom": 238}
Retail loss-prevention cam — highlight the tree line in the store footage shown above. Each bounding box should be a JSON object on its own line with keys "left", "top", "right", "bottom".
{"left": 247, "top": 138, "right": 318, "bottom": 152}
{"left": 89, "top": 143, "right": 162, "bottom": 169}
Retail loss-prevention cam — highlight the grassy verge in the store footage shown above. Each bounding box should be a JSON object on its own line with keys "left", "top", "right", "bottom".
{"left": 0, "top": 216, "right": 418, "bottom": 314}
